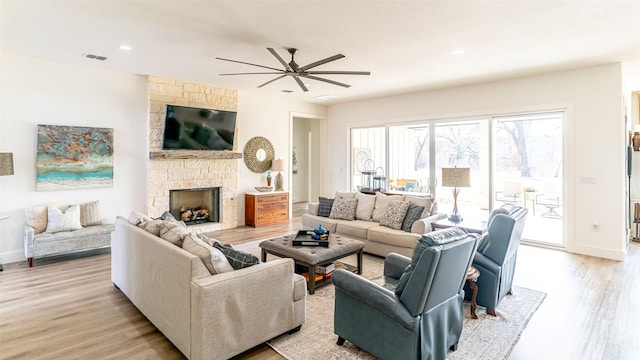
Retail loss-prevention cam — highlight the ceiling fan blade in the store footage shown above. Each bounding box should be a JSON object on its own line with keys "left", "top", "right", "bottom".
{"left": 219, "top": 72, "right": 285, "bottom": 75}
{"left": 216, "top": 57, "right": 282, "bottom": 72}
{"left": 292, "top": 76, "right": 309, "bottom": 92}
{"left": 299, "top": 54, "right": 345, "bottom": 71}
{"left": 257, "top": 75, "right": 287, "bottom": 88}
{"left": 267, "top": 48, "right": 293, "bottom": 71}
{"left": 306, "top": 71, "right": 371, "bottom": 75}
{"left": 300, "top": 74, "right": 351, "bottom": 88}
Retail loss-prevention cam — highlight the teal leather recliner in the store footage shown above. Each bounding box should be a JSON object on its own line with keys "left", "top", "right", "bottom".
{"left": 332, "top": 227, "right": 479, "bottom": 360}
{"left": 466, "top": 205, "right": 528, "bottom": 315}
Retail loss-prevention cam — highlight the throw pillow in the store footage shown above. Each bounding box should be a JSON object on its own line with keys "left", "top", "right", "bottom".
{"left": 25, "top": 204, "right": 48, "bottom": 233}
{"left": 138, "top": 219, "right": 165, "bottom": 237}
{"left": 79, "top": 200, "right": 102, "bottom": 227}
{"left": 372, "top": 193, "right": 395, "bottom": 222}
{"left": 317, "top": 197, "right": 335, "bottom": 217}
{"left": 329, "top": 198, "right": 358, "bottom": 221}
{"left": 401, "top": 203, "right": 426, "bottom": 232}
{"left": 355, "top": 192, "right": 376, "bottom": 221}
{"left": 379, "top": 200, "right": 410, "bottom": 230}
{"left": 182, "top": 234, "right": 234, "bottom": 274}
{"left": 212, "top": 241, "right": 260, "bottom": 270}
{"left": 45, "top": 205, "right": 82, "bottom": 233}
{"left": 127, "top": 210, "right": 152, "bottom": 225}
{"left": 197, "top": 233, "right": 235, "bottom": 248}
{"left": 160, "top": 221, "right": 190, "bottom": 247}
{"left": 335, "top": 191, "right": 356, "bottom": 200}
{"left": 404, "top": 195, "right": 434, "bottom": 218}
{"left": 395, "top": 227, "right": 470, "bottom": 296}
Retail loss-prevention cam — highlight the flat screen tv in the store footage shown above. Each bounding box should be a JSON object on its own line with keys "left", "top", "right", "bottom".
{"left": 162, "top": 104, "right": 237, "bottom": 151}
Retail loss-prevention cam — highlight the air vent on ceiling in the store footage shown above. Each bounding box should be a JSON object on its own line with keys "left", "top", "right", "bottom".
{"left": 83, "top": 53, "right": 108, "bottom": 61}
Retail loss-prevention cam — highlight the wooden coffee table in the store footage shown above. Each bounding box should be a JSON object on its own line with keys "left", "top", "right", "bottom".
{"left": 466, "top": 266, "right": 480, "bottom": 319}
{"left": 259, "top": 233, "right": 364, "bottom": 294}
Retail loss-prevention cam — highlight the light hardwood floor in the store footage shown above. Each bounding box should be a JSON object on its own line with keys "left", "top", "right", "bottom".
{"left": 1, "top": 217, "right": 639, "bottom": 359}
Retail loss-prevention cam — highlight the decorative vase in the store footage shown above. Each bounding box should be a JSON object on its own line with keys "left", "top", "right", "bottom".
{"left": 633, "top": 132, "right": 640, "bottom": 151}
{"left": 266, "top": 171, "right": 272, "bottom": 186}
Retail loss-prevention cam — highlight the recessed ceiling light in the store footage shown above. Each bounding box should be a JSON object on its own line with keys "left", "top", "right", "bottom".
{"left": 451, "top": 49, "right": 465, "bottom": 55}
{"left": 315, "top": 94, "right": 339, "bottom": 100}
{"left": 119, "top": 45, "right": 132, "bottom": 51}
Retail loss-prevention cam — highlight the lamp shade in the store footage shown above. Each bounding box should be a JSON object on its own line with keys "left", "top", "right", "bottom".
{"left": 271, "top": 159, "right": 286, "bottom": 172}
{"left": 0, "top": 153, "right": 14, "bottom": 176}
{"left": 442, "top": 167, "right": 470, "bottom": 188}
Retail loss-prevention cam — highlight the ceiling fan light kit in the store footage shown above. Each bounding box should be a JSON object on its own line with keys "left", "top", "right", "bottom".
{"left": 216, "top": 48, "right": 370, "bottom": 92}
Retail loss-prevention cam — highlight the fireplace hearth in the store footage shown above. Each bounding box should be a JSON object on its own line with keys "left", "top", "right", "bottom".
{"left": 169, "top": 187, "right": 221, "bottom": 226}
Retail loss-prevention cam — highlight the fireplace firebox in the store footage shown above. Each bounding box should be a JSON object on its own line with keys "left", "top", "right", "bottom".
{"left": 169, "top": 187, "right": 221, "bottom": 226}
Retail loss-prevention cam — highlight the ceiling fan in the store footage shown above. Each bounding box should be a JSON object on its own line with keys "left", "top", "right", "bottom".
{"left": 216, "top": 48, "right": 370, "bottom": 92}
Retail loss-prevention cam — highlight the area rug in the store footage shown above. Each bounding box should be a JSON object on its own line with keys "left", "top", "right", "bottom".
{"left": 234, "top": 240, "right": 546, "bottom": 360}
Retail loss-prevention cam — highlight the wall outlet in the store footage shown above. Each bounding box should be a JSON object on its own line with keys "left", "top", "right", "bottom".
{"left": 592, "top": 223, "right": 599, "bottom": 232}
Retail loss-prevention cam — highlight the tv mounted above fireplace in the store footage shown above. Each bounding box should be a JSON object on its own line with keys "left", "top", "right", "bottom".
{"left": 162, "top": 104, "right": 237, "bottom": 151}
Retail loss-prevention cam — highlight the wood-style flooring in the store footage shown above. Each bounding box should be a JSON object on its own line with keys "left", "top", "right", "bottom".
{"left": 1, "top": 216, "right": 639, "bottom": 359}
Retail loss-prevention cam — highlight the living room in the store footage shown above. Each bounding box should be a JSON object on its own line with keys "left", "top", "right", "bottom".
{"left": 2, "top": 1, "right": 640, "bottom": 359}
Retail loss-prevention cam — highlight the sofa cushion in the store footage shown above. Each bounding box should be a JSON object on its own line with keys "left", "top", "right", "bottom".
{"left": 212, "top": 241, "right": 260, "bottom": 270}
{"left": 355, "top": 192, "right": 376, "bottom": 221}
{"left": 329, "top": 198, "right": 358, "bottom": 221}
{"left": 336, "top": 220, "right": 380, "bottom": 239}
{"left": 372, "top": 193, "right": 395, "bottom": 222}
{"left": 380, "top": 200, "right": 410, "bottom": 230}
{"left": 160, "top": 221, "right": 190, "bottom": 247}
{"left": 367, "top": 225, "right": 421, "bottom": 249}
{"left": 128, "top": 211, "right": 152, "bottom": 225}
{"left": 317, "top": 197, "right": 334, "bottom": 217}
{"left": 335, "top": 191, "right": 356, "bottom": 199}
{"left": 80, "top": 200, "right": 102, "bottom": 227}
{"left": 182, "top": 234, "right": 234, "bottom": 274}
{"left": 404, "top": 195, "right": 434, "bottom": 218}
{"left": 401, "top": 203, "right": 425, "bottom": 232}
{"left": 25, "top": 204, "right": 48, "bottom": 234}
{"left": 46, "top": 204, "right": 82, "bottom": 233}
{"left": 138, "top": 219, "right": 165, "bottom": 237}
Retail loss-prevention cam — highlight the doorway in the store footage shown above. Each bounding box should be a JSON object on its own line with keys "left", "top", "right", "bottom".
{"left": 292, "top": 116, "right": 322, "bottom": 216}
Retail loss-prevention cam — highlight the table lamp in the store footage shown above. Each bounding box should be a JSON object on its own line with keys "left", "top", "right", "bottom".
{"left": 442, "top": 167, "right": 470, "bottom": 222}
{"left": 271, "top": 159, "right": 286, "bottom": 191}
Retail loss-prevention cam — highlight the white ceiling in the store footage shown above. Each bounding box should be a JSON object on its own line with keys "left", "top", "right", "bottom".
{"left": 2, "top": 0, "right": 640, "bottom": 105}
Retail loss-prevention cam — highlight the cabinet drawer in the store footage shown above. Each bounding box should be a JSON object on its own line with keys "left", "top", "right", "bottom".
{"left": 257, "top": 194, "right": 288, "bottom": 203}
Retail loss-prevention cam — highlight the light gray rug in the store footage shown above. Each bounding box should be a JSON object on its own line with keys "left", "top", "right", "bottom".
{"left": 234, "top": 240, "right": 546, "bottom": 360}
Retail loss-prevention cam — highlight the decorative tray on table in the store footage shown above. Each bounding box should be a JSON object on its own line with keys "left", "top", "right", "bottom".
{"left": 292, "top": 230, "right": 330, "bottom": 247}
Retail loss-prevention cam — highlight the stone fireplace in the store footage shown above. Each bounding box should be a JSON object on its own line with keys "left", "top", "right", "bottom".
{"left": 169, "top": 187, "right": 221, "bottom": 225}
{"left": 146, "top": 76, "right": 240, "bottom": 233}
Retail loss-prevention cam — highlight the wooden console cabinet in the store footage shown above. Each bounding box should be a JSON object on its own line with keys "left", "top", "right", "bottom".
{"left": 245, "top": 192, "right": 289, "bottom": 227}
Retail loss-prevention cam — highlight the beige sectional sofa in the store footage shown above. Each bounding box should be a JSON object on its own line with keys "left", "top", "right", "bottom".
{"left": 302, "top": 191, "right": 445, "bottom": 258}
{"left": 111, "top": 216, "right": 306, "bottom": 360}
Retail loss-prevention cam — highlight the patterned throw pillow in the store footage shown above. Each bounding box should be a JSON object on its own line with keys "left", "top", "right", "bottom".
{"left": 317, "top": 197, "right": 334, "bottom": 217}
{"left": 401, "top": 203, "right": 426, "bottom": 232}
{"left": 212, "top": 241, "right": 260, "bottom": 270}
{"left": 138, "top": 219, "right": 165, "bottom": 237}
{"left": 380, "top": 200, "right": 410, "bottom": 230}
{"left": 182, "top": 234, "right": 234, "bottom": 274}
{"left": 160, "top": 221, "right": 190, "bottom": 247}
{"left": 80, "top": 200, "right": 102, "bottom": 227}
{"left": 45, "top": 205, "right": 83, "bottom": 233}
{"left": 329, "top": 198, "right": 358, "bottom": 221}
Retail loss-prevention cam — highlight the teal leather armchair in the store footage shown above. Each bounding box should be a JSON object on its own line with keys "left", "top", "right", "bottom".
{"left": 467, "top": 205, "right": 528, "bottom": 315}
{"left": 332, "top": 228, "right": 479, "bottom": 360}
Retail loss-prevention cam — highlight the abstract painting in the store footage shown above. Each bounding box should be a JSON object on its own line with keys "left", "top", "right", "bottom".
{"left": 36, "top": 125, "right": 114, "bottom": 191}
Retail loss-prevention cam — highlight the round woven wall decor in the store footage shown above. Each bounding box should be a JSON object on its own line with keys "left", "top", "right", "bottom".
{"left": 243, "top": 136, "right": 275, "bottom": 173}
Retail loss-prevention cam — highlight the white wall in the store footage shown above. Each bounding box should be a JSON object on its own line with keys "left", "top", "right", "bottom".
{"left": 0, "top": 53, "right": 149, "bottom": 263}
{"left": 328, "top": 63, "right": 627, "bottom": 261}
{"left": 0, "top": 53, "right": 328, "bottom": 263}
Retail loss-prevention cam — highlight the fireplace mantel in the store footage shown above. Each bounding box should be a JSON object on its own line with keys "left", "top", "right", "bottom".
{"left": 149, "top": 150, "right": 242, "bottom": 160}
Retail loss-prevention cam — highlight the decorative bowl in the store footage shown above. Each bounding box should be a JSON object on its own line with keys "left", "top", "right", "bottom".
{"left": 254, "top": 186, "right": 274, "bottom": 192}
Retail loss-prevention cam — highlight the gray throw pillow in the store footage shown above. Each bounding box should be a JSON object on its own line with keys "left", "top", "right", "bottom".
{"left": 212, "top": 241, "right": 260, "bottom": 270}
{"left": 401, "top": 203, "right": 425, "bottom": 232}
{"left": 379, "top": 200, "right": 410, "bottom": 230}
{"left": 317, "top": 197, "right": 334, "bottom": 217}
{"left": 329, "top": 198, "right": 358, "bottom": 220}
